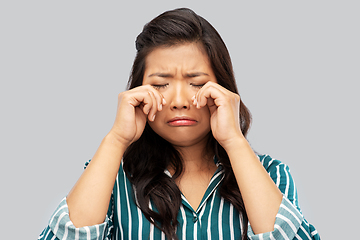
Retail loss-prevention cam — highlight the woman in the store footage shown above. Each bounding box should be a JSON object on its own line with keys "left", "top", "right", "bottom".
{"left": 39, "top": 8, "right": 320, "bottom": 240}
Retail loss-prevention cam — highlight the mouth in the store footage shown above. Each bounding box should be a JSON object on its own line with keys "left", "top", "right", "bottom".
{"left": 167, "top": 116, "right": 198, "bottom": 126}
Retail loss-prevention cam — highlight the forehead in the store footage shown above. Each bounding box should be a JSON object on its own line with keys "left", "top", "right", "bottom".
{"left": 144, "top": 43, "right": 212, "bottom": 72}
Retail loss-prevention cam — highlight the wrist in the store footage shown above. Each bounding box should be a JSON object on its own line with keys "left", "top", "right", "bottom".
{"left": 220, "top": 134, "right": 249, "bottom": 152}
{"left": 103, "top": 131, "right": 130, "bottom": 152}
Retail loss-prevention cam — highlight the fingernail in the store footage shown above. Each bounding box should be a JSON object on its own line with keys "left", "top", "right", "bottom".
{"left": 152, "top": 114, "right": 156, "bottom": 121}
{"left": 193, "top": 98, "right": 197, "bottom": 105}
{"left": 159, "top": 104, "right": 162, "bottom": 111}
{"left": 162, "top": 98, "right": 166, "bottom": 105}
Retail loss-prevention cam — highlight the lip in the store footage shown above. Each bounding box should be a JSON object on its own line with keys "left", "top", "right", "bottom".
{"left": 167, "top": 116, "right": 198, "bottom": 126}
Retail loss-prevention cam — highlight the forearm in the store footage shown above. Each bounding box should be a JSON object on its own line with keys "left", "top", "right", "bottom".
{"left": 67, "top": 132, "right": 127, "bottom": 228}
{"left": 224, "top": 137, "right": 282, "bottom": 235}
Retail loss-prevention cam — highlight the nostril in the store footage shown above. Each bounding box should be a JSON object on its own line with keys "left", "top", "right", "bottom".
{"left": 171, "top": 105, "right": 188, "bottom": 110}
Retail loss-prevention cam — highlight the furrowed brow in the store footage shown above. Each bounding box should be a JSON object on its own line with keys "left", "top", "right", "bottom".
{"left": 148, "top": 73, "right": 173, "bottom": 78}
{"left": 185, "top": 72, "right": 209, "bottom": 78}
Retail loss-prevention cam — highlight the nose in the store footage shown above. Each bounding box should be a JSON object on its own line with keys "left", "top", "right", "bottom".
{"left": 169, "top": 83, "right": 191, "bottom": 110}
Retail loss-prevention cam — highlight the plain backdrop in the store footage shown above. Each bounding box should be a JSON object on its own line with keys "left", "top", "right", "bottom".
{"left": 1, "top": 1, "right": 359, "bottom": 239}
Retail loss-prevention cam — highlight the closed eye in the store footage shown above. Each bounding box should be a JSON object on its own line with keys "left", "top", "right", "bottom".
{"left": 152, "top": 83, "right": 169, "bottom": 89}
{"left": 190, "top": 83, "right": 206, "bottom": 88}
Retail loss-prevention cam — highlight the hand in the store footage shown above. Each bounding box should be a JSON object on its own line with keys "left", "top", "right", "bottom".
{"left": 109, "top": 85, "right": 166, "bottom": 147}
{"left": 191, "top": 82, "right": 244, "bottom": 148}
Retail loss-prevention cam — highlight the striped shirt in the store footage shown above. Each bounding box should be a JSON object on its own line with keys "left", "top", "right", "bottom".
{"left": 38, "top": 154, "right": 320, "bottom": 240}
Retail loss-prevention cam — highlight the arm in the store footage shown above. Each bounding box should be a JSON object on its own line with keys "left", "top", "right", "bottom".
{"left": 38, "top": 183, "right": 115, "bottom": 240}
{"left": 223, "top": 138, "right": 283, "bottom": 234}
{"left": 252, "top": 155, "right": 321, "bottom": 240}
{"left": 193, "top": 82, "right": 320, "bottom": 239}
{"left": 226, "top": 144, "right": 321, "bottom": 239}
{"left": 67, "top": 85, "right": 166, "bottom": 228}
{"left": 66, "top": 133, "right": 126, "bottom": 227}
{"left": 39, "top": 85, "right": 166, "bottom": 240}
{"left": 193, "top": 81, "right": 282, "bottom": 234}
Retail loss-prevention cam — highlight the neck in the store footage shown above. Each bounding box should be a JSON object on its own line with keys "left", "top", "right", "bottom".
{"left": 171, "top": 135, "right": 215, "bottom": 174}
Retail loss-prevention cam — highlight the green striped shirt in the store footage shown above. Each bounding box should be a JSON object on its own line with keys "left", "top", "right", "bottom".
{"left": 39, "top": 154, "right": 320, "bottom": 240}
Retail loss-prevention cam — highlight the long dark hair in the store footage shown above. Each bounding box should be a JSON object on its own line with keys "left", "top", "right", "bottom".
{"left": 123, "top": 8, "right": 251, "bottom": 240}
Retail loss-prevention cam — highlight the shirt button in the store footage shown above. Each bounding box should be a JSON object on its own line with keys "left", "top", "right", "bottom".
{"left": 192, "top": 216, "right": 198, "bottom": 223}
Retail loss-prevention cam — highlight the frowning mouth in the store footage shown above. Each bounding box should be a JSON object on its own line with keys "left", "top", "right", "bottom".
{"left": 167, "top": 116, "right": 198, "bottom": 126}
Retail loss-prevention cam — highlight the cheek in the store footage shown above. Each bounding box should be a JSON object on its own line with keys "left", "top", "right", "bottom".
{"left": 147, "top": 116, "right": 163, "bottom": 134}
{"left": 199, "top": 105, "right": 211, "bottom": 118}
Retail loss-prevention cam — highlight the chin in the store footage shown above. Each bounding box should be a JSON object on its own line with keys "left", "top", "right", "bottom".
{"left": 160, "top": 131, "right": 211, "bottom": 148}
{"left": 148, "top": 121, "right": 211, "bottom": 148}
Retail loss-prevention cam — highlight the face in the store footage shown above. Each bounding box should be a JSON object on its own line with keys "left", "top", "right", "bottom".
{"left": 143, "top": 43, "right": 217, "bottom": 147}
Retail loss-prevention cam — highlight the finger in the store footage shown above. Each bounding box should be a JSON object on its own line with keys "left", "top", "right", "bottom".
{"left": 191, "top": 82, "right": 214, "bottom": 107}
{"left": 132, "top": 87, "right": 165, "bottom": 120}
{"left": 147, "top": 85, "right": 166, "bottom": 108}
{"left": 194, "top": 84, "right": 226, "bottom": 109}
{"left": 140, "top": 92, "right": 152, "bottom": 115}
{"left": 147, "top": 91, "right": 158, "bottom": 121}
{"left": 149, "top": 89, "right": 164, "bottom": 111}
{"left": 138, "top": 102, "right": 147, "bottom": 115}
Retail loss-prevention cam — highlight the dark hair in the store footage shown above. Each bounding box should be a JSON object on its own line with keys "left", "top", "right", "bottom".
{"left": 123, "top": 8, "right": 251, "bottom": 240}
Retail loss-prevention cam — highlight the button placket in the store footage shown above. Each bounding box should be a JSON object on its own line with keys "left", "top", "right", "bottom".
{"left": 192, "top": 213, "right": 198, "bottom": 223}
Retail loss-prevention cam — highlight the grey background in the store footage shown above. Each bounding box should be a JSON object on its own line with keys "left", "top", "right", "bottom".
{"left": 1, "top": 1, "right": 358, "bottom": 239}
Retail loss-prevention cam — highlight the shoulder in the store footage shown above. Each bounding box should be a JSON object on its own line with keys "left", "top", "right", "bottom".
{"left": 257, "top": 154, "right": 289, "bottom": 172}
{"left": 258, "top": 154, "right": 301, "bottom": 208}
{"left": 257, "top": 154, "right": 293, "bottom": 186}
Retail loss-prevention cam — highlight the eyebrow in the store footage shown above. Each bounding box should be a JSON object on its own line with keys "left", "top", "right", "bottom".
{"left": 147, "top": 72, "right": 209, "bottom": 78}
{"left": 185, "top": 72, "right": 209, "bottom": 78}
{"left": 148, "top": 73, "right": 173, "bottom": 78}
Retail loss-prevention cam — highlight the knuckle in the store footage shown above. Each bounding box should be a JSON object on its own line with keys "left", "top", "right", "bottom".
{"left": 118, "top": 92, "right": 126, "bottom": 100}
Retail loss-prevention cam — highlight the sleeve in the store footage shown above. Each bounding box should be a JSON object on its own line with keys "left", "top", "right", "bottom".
{"left": 38, "top": 160, "right": 114, "bottom": 240}
{"left": 246, "top": 155, "right": 320, "bottom": 240}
